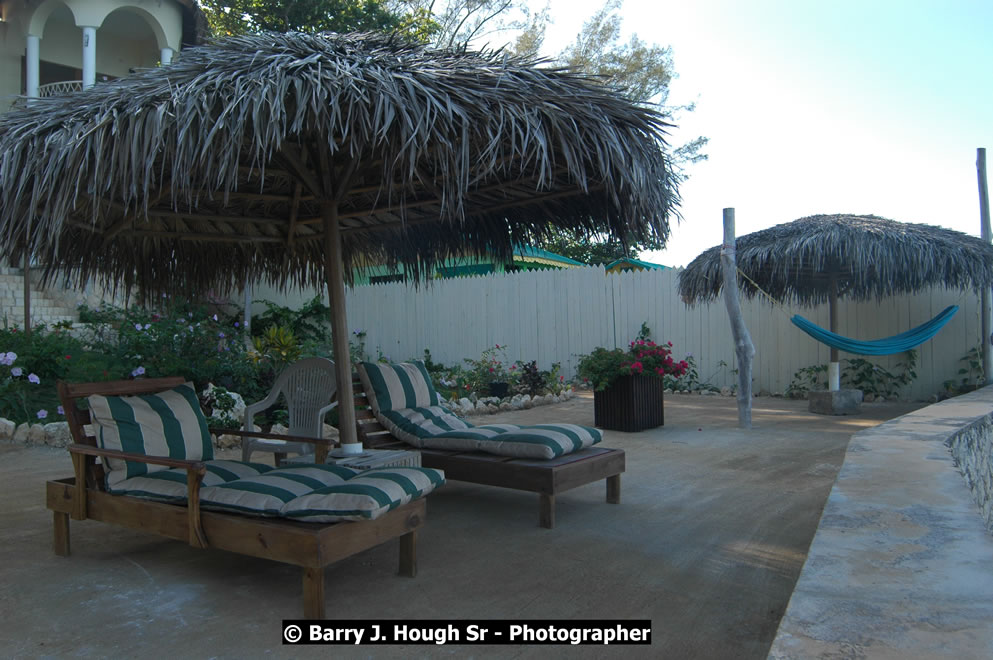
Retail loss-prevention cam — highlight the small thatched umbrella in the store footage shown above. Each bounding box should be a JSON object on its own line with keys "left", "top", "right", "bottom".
{"left": 678, "top": 213, "right": 993, "bottom": 389}
{"left": 0, "top": 32, "right": 678, "bottom": 447}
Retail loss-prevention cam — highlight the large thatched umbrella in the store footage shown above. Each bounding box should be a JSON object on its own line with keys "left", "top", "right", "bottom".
{"left": 678, "top": 213, "right": 993, "bottom": 389}
{"left": 0, "top": 32, "right": 678, "bottom": 447}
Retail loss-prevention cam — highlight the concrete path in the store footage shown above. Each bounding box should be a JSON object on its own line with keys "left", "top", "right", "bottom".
{"left": 0, "top": 393, "right": 922, "bottom": 659}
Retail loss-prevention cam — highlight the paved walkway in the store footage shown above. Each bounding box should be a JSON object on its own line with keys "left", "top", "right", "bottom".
{"left": 0, "top": 393, "right": 923, "bottom": 659}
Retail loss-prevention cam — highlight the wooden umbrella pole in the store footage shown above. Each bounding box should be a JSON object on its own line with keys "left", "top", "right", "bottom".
{"left": 978, "top": 148, "right": 992, "bottom": 385}
{"left": 323, "top": 201, "right": 359, "bottom": 451}
{"left": 829, "top": 274, "right": 840, "bottom": 391}
{"left": 721, "top": 208, "right": 755, "bottom": 428}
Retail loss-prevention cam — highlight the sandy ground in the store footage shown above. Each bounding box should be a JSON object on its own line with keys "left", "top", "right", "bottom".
{"left": 0, "top": 392, "right": 923, "bottom": 659}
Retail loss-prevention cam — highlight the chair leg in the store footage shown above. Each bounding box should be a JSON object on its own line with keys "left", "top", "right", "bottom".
{"left": 606, "top": 474, "right": 621, "bottom": 504}
{"left": 399, "top": 530, "right": 417, "bottom": 577}
{"left": 241, "top": 442, "right": 251, "bottom": 463}
{"left": 302, "top": 567, "right": 325, "bottom": 619}
{"left": 273, "top": 452, "right": 286, "bottom": 467}
{"left": 53, "top": 511, "right": 70, "bottom": 556}
{"left": 539, "top": 493, "right": 555, "bottom": 529}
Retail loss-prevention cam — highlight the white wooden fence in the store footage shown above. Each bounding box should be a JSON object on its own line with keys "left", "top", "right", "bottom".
{"left": 252, "top": 265, "right": 984, "bottom": 401}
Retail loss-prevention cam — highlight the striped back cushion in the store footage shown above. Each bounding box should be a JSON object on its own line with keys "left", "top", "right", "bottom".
{"left": 357, "top": 360, "right": 440, "bottom": 413}
{"left": 88, "top": 382, "right": 214, "bottom": 487}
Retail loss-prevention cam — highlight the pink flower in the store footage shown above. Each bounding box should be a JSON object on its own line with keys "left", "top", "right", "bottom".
{"left": 630, "top": 361, "right": 644, "bottom": 374}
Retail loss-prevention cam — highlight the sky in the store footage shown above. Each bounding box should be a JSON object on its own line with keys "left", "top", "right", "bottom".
{"left": 521, "top": 0, "right": 993, "bottom": 267}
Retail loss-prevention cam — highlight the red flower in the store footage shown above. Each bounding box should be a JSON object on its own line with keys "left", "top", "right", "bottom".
{"left": 65, "top": 355, "right": 72, "bottom": 360}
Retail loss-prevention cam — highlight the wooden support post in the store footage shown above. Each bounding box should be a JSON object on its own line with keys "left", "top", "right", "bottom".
{"left": 70, "top": 452, "right": 88, "bottom": 520}
{"left": 539, "top": 493, "right": 555, "bottom": 529}
{"left": 399, "top": 530, "right": 417, "bottom": 577}
{"left": 23, "top": 255, "right": 31, "bottom": 336}
{"left": 721, "top": 208, "right": 755, "bottom": 428}
{"left": 53, "top": 511, "right": 70, "bottom": 556}
{"left": 323, "top": 201, "right": 359, "bottom": 448}
{"left": 186, "top": 466, "right": 208, "bottom": 549}
{"left": 979, "top": 148, "right": 992, "bottom": 385}
{"left": 606, "top": 474, "right": 621, "bottom": 504}
{"left": 302, "top": 567, "right": 326, "bottom": 619}
{"left": 828, "top": 275, "right": 841, "bottom": 391}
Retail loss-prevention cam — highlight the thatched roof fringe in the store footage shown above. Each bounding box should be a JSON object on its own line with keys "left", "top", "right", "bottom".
{"left": 678, "top": 214, "right": 993, "bottom": 306}
{"left": 0, "top": 32, "right": 677, "bottom": 296}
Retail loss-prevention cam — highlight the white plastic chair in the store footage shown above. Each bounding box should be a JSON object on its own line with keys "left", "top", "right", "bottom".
{"left": 241, "top": 357, "right": 338, "bottom": 464}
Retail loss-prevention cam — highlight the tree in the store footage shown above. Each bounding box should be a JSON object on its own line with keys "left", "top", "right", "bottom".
{"left": 541, "top": 230, "right": 634, "bottom": 265}
{"left": 200, "top": 0, "right": 437, "bottom": 40}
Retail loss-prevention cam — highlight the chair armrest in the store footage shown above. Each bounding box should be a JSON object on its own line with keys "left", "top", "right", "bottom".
{"left": 68, "top": 443, "right": 207, "bottom": 470}
{"left": 212, "top": 428, "right": 333, "bottom": 447}
{"left": 67, "top": 445, "right": 210, "bottom": 547}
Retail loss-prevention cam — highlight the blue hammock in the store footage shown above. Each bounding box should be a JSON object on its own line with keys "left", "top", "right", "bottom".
{"left": 790, "top": 305, "right": 959, "bottom": 356}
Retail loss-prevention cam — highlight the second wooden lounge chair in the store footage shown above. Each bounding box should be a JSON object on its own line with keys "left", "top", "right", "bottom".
{"left": 352, "top": 363, "right": 624, "bottom": 529}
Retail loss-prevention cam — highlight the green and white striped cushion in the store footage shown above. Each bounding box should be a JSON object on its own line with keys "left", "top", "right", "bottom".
{"left": 200, "top": 464, "right": 358, "bottom": 516}
{"left": 378, "top": 406, "right": 476, "bottom": 446}
{"left": 379, "top": 408, "right": 602, "bottom": 459}
{"left": 282, "top": 467, "right": 446, "bottom": 522}
{"left": 88, "top": 382, "right": 214, "bottom": 487}
{"left": 108, "top": 460, "right": 275, "bottom": 501}
{"left": 358, "top": 361, "right": 440, "bottom": 413}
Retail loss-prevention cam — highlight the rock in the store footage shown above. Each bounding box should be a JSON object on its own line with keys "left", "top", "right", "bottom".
{"left": 720, "top": 386, "right": 732, "bottom": 397}
{"left": 28, "top": 423, "right": 46, "bottom": 445}
{"left": 703, "top": 390, "right": 717, "bottom": 396}
{"left": 201, "top": 383, "right": 246, "bottom": 423}
{"left": 511, "top": 394, "right": 523, "bottom": 405}
{"left": 485, "top": 404, "right": 499, "bottom": 414}
{"left": 522, "top": 399, "right": 534, "bottom": 409}
{"left": 663, "top": 388, "right": 672, "bottom": 394}
{"left": 808, "top": 389, "right": 863, "bottom": 416}
{"left": 544, "top": 394, "right": 555, "bottom": 405}
{"left": 499, "top": 402, "right": 512, "bottom": 411}
{"left": 322, "top": 424, "right": 339, "bottom": 440}
{"left": 0, "top": 418, "right": 15, "bottom": 441}
{"left": 475, "top": 401, "right": 488, "bottom": 412}
{"left": 43, "top": 422, "right": 71, "bottom": 447}
{"left": 864, "top": 393, "right": 876, "bottom": 403}
{"left": 215, "top": 433, "right": 241, "bottom": 449}
{"left": 511, "top": 399, "right": 524, "bottom": 410}
{"left": 13, "top": 422, "right": 29, "bottom": 443}
{"left": 520, "top": 394, "right": 531, "bottom": 403}
{"left": 459, "top": 397, "right": 473, "bottom": 410}
{"left": 758, "top": 389, "right": 771, "bottom": 397}
{"left": 270, "top": 423, "right": 289, "bottom": 435}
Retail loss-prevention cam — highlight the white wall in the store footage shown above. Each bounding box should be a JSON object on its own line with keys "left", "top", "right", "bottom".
{"left": 252, "top": 265, "right": 982, "bottom": 401}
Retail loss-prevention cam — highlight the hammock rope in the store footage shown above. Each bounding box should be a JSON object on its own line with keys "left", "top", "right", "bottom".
{"left": 790, "top": 305, "right": 959, "bottom": 356}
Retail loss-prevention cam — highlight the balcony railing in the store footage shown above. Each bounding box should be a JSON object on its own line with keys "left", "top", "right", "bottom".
{"left": 38, "top": 81, "right": 84, "bottom": 97}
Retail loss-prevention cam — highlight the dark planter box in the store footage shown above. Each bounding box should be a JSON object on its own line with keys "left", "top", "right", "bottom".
{"left": 593, "top": 375, "right": 664, "bottom": 432}
{"left": 488, "top": 382, "right": 510, "bottom": 398}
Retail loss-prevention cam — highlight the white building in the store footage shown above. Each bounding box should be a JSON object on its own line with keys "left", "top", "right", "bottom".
{"left": 0, "top": 1, "right": 206, "bottom": 323}
{"left": 0, "top": 0, "right": 206, "bottom": 110}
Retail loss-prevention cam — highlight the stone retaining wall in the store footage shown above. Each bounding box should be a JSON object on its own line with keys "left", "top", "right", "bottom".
{"left": 947, "top": 415, "right": 993, "bottom": 534}
{"left": 769, "top": 387, "right": 993, "bottom": 659}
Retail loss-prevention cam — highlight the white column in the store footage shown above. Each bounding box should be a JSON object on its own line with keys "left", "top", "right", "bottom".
{"left": 160, "top": 47, "right": 174, "bottom": 66}
{"left": 82, "top": 26, "right": 96, "bottom": 89}
{"left": 26, "top": 35, "right": 40, "bottom": 98}
{"left": 828, "top": 361, "right": 841, "bottom": 391}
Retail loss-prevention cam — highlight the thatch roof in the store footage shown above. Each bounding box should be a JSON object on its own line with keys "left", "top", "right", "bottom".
{"left": 0, "top": 31, "right": 677, "bottom": 297}
{"left": 678, "top": 214, "right": 993, "bottom": 306}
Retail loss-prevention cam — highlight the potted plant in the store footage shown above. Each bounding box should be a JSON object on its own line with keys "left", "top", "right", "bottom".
{"left": 464, "top": 344, "right": 514, "bottom": 398}
{"left": 577, "top": 338, "right": 689, "bottom": 432}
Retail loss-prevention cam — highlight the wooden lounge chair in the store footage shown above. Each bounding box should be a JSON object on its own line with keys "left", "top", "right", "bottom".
{"left": 351, "top": 374, "right": 624, "bottom": 529}
{"left": 49, "top": 377, "right": 433, "bottom": 619}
